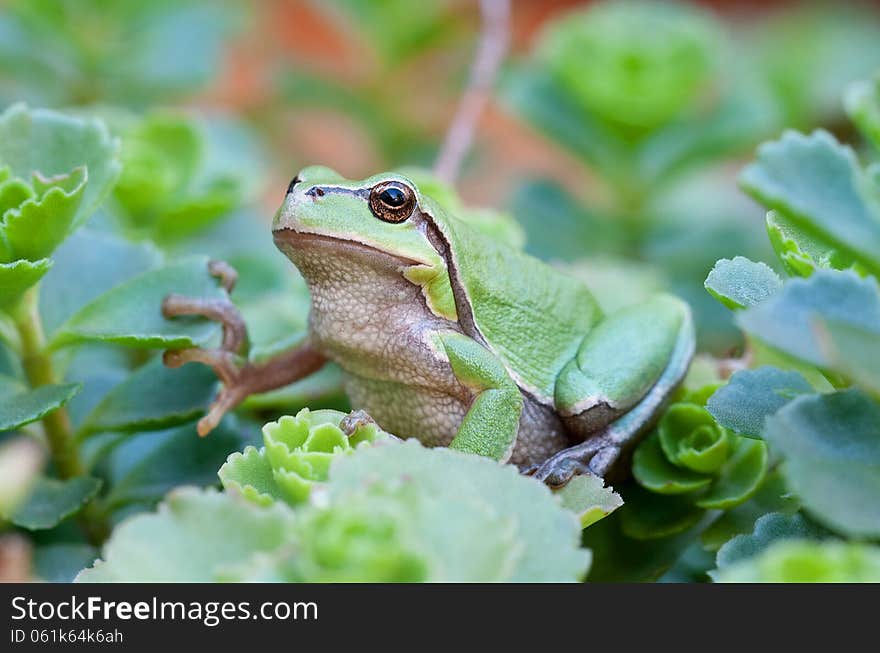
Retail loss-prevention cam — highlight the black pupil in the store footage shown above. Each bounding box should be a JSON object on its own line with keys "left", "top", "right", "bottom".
{"left": 380, "top": 186, "right": 406, "bottom": 207}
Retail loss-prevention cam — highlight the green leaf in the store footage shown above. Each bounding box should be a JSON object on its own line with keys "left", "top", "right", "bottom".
{"left": 535, "top": 1, "right": 721, "bottom": 132}
{"left": 1, "top": 167, "right": 86, "bottom": 262}
{"left": 695, "top": 437, "right": 768, "bottom": 509}
{"left": 78, "top": 357, "right": 217, "bottom": 438}
{"left": 712, "top": 512, "right": 830, "bottom": 578}
{"left": 706, "top": 366, "right": 813, "bottom": 438}
{"left": 815, "top": 319, "right": 880, "bottom": 398}
{"left": 704, "top": 256, "right": 782, "bottom": 310}
{"left": 845, "top": 76, "right": 880, "bottom": 151}
{"left": 0, "top": 257, "right": 52, "bottom": 311}
{"left": 700, "top": 470, "right": 800, "bottom": 552}
{"left": 51, "top": 257, "right": 225, "bottom": 350}
{"left": 10, "top": 475, "right": 101, "bottom": 530}
{"left": 740, "top": 129, "right": 880, "bottom": 274}
{"left": 114, "top": 111, "right": 202, "bottom": 220}
{"left": 619, "top": 485, "right": 705, "bottom": 540}
{"left": 328, "top": 440, "right": 590, "bottom": 582}
{"left": 765, "top": 389, "right": 880, "bottom": 538}
{"left": 555, "top": 474, "right": 623, "bottom": 528}
{"left": 102, "top": 420, "right": 247, "bottom": 510}
{"left": 227, "top": 409, "right": 392, "bottom": 507}
{"left": 507, "top": 179, "right": 624, "bottom": 262}
{"left": 501, "top": 64, "right": 627, "bottom": 177}
{"left": 227, "top": 483, "right": 519, "bottom": 583}
{"left": 766, "top": 210, "right": 858, "bottom": 276}
{"left": 583, "top": 505, "right": 707, "bottom": 582}
{"left": 0, "top": 382, "right": 80, "bottom": 431}
{"left": 76, "top": 488, "right": 296, "bottom": 582}
{"left": 328, "top": 0, "right": 462, "bottom": 65}
{"left": 737, "top": 270, "right": 880, "bottom": 369}
{"left": 658, "top": 403, "right": 729, "bottom": 473}
{"left": 218, "top": 446, "right": 281, "bottom": 507}
{"left": 34, "top": 544, "right": 99, "bottom": 583}
{"left": 152, "top": 182, "right": 240, "bottom": 244}
{"left": 632, "top": 432, "right": 712, "bottom": 495}
{"left": 39, "top": 228, "right": 163, "bottom": 335}
{"left": 0, "top": 104, "right": 120, "bottom": 226}
{"left": 715, "top": 540, "right": 880, "bottom": 583}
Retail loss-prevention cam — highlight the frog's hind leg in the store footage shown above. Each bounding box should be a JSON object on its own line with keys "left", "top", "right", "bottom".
{"left": 531, "top": 296, "right": 695, "bottom": 487}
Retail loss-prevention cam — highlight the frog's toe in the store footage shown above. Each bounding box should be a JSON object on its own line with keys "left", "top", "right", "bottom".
{"left": 587, "top": 445, "right": 620, "bottom": 477}
{"left": 525, "top": 439, "right": 625, "bottom": 488}
{"left": 527, "top": 456, "right": 588, "bottom": 488}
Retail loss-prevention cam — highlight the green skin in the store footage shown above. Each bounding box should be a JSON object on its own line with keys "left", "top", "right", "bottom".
{"left": 265, "top": 167, "right": 695, "bottom": 485}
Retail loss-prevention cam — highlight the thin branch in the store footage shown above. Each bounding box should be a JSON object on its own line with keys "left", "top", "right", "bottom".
{"left": 433, "top": 0, "right": 511, "bottom": 185}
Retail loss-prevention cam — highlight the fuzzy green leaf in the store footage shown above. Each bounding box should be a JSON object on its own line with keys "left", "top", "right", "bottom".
{"left": 218, "top": 446, "right": 281, "bottom": 507}
{"left": 1, "top": 167, "right": 86, "bottom": 262}
{"left": 706, "top": 366, "right": 813, "bottom": 438}
{"left": 712, "top": 512, "right": 830, "bottom": 578}
{"left": 815, "top": 319, "right": 880, "bottom": 398}
{"left": 77, "top": 357, "right": 217, "bottom": 438}
{"left": 10, "top": 475, "right": 101, "bottom": 530}
{"left": 764, "top": 389, "right": 880, "bottom": 538}
{"left": 328, "top": 440, "right": 590, "bottom": 582}
{"left": 241, "top": 409, "right": 392, "bottom": 506}
{"left": 34, "top": 544, "right": 99, "bottom": 583}
{"left": 766, "top": 211, "right": 858, "bottom": 276}
{"left": 700, "top": 471, "right": 800, "bottom": 552}
{"left": 715, "top": 540, "right": 880, "bottom": 583}
{"left": 704, "top": 256, "right": 782, "bottom": 310}
{"left": 76, "top": 488, "right": 296, "bottom": 583}
{"left": 102, "top": 420, "right": 247, "bottom": 511}
{"left": 737, "top": 270, "right": 880, "bottom": 369}
{"left": 0, "top": 104, "right": 120, "bottom": 227}
{"left": 740, "top": 129, "right": 880, "bottom": 274}
{"left": 0, "top": 258, "right": 52, "bottom": 311}
{"left": 555, "top": 474, "right": 623, "bottom": 528}
{"left": 0, "top": 382, "right": 80, "bottom": 431}
{"left": 51, "top": 257, "right": 225, "bottom": 349}
{"left": 845, "top": 76, "right": 880, "bottom": 151}
{"left": 226, "top": 484, "right": 519, "bottom": 583}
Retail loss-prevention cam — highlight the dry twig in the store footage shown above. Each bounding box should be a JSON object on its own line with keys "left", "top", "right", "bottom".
{"left": 433, "top": 0, "right": 511, "bottom": 185}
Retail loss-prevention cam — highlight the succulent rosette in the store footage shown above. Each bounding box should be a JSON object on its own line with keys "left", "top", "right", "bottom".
{"left": 219, "top": 408, "right": 394, "bottom": 506}
{"left": 633, "top": 402, "right": 768, "bottom": 511}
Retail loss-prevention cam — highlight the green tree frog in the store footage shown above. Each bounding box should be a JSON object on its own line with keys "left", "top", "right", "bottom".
{"left": 163, "top": 167, "right": 694, "bottom": 486}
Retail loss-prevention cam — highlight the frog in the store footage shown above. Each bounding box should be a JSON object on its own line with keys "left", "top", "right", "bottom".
{"left": 162, "top": 166, "right": 694, "bottom": 486}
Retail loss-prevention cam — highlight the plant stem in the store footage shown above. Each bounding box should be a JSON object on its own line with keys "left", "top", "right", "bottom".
{"left": 434, "top": 0, "right": 511, "bottom": 185}
{"left": 13, "top": 287, "right": 83, "bottom": 479}
{"left": 12, "top": 286, "right": 109, "bottom": 544}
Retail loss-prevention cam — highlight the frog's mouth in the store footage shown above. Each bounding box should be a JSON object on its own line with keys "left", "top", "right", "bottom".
{"left": 273, "top": 228, "right": 424, "bottom": 269}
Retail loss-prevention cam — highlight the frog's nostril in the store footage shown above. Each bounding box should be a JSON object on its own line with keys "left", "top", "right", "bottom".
{"left": 306, "top": 187, "right": 325, "bottom": 198}
{"left": 286, "top": 175, "right": 301, "bottom": 196}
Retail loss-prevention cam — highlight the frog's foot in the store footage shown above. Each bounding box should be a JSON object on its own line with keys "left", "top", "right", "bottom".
{"left": 162, "top": 260, "right": 327, "bottom": 436}
{"left": 339, "top": 409, "right": 378, "bottom": 436}
{"left": 339, "top": 410, "right": 403, "bottom": 443}
{"left": 524, "top": 438, "right": 619, "bottom": 488}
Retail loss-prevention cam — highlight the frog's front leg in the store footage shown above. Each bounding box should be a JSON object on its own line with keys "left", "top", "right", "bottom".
{"left": 437, "top": 332, "right": 523, "bottom": 463}
{"left": 532, "top": 296, "right": 695, "bottom": 487}
{"left": 162, "top": 260, "right": 328, "bottom": 435}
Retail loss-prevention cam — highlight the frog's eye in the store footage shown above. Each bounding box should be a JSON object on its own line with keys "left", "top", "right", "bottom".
{"left": 369, "top": 181, "right": 416, "bottom": 223}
